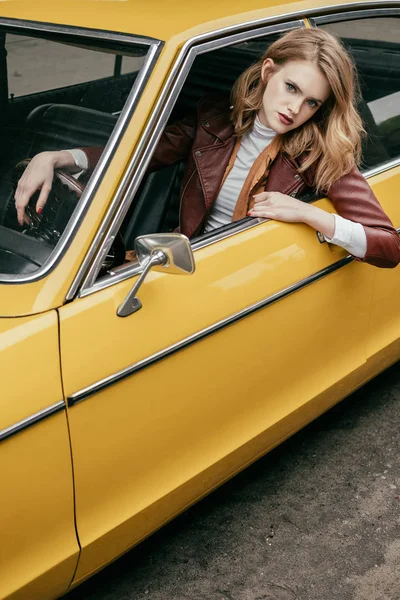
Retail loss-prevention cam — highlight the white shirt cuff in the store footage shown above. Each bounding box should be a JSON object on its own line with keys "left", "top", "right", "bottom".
{"left": 323, "top": 213, "right": 367, "bottom": 259}
{"left": 66, "top": 149, "right": 89, "bottom": 172}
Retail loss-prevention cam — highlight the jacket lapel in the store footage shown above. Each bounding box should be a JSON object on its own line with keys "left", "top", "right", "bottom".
{"left": 192, "top": 100, "right": 235, "bottom": 209}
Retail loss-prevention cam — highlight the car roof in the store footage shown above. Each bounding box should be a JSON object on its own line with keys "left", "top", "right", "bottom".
{"left": 0, "top": 0, "right": 347, "bottom": 43}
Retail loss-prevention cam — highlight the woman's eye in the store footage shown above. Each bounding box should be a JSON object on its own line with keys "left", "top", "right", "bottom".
{"left": 286, "top": 82, "right": 296, "bottom": 92}
{"left": 307, "top": 99, "right": 318, "bottom": 108}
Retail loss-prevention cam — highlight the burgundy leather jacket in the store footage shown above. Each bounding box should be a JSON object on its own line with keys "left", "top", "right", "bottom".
{"left": 84, "top": 97, "right": 400, "bottom": 268}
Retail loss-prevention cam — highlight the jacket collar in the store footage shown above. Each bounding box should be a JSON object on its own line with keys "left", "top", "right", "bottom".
{"left": 197, "top": 96, "right": 234, "bottom": 142}
{"left": 284, "top": 153, "right": 317, "bottom": 188}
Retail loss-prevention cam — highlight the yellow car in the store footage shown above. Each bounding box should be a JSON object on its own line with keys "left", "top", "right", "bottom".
{"left": 1, "top": 1, "right": 399, "bottom": 598}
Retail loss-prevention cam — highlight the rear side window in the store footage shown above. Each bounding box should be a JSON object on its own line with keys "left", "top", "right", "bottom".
{"left": 319, "top": 17, "right": 400, "bottom": 170}
{"left": 6, "top": 34, "right": 144, "bottom": 99}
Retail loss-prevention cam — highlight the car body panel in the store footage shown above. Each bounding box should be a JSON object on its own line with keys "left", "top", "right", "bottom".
{"left": 1, "top": 312, "right": 62, "bottom": 427}
{"left": 59, "top": 203, "right": 372, "bottom": 578}
{"left": 0, "top": 0, "right": 353, "bottom": 42}
{"left": 367, "top": 167, "right": 400, "bottom": 358}
{"left": 0, "top": 312, "right": 78, "bottom": 599}
{"left": 0, "top": 415, "right": 79, "bottom": 600}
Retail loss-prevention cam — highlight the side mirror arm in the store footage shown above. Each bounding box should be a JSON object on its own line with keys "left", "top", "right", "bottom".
{"left": 117, "top": 233, "right": 195, "bottom": 317}
{"left": 117, "top": 250, "right": 167, "bottom": 317}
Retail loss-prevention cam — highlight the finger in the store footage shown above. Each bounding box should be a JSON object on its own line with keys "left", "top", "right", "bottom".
{"left": 36, "top": 182, "right": 51, "bottom": 214}
{"left": 15, "top": 190, "right": 32, "bottom": 226}
{"left": 16, "top": 204, "right": 27, "bottom": 227}
{"left": 253, "top": 192, "right": 270, "bottom": 203}
{"left": 15, "top": 181, "right": 36, "bottom": 225}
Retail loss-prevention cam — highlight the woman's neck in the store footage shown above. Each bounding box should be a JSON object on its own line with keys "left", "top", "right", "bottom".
{"left": 252, "top": 114, "right": 276, "bottom": 137}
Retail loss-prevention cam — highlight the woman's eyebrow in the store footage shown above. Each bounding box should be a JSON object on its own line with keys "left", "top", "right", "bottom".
{"left": 288, "top": 79, "right": 323, "bottom": 104}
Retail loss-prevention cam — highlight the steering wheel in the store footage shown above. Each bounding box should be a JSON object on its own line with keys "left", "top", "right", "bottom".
{"left": 6, "top": 158, "right": 125, "bottom": 273}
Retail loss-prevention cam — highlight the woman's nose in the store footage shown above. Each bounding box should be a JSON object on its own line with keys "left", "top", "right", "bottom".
{"left": 288, "top": 100, "right": 301, "bottom": 115}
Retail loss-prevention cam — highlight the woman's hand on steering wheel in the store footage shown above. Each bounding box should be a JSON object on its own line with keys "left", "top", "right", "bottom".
{"left": 14, "top": 150, "right": 77, "bottom": 226}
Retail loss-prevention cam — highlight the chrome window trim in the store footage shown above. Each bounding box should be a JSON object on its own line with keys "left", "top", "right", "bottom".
{"left": 311, "top": 5, "right": 400, "bottom": 24}
{"left": 0, "top": 17, "right": 160, "bottom": 46}
{"left": 0, "top": 400, "right": 65, "bottom": 443}
{"left": 69, "top": 254, "right": 354, "bottom": 406}
{"left": 71, "top": 0, "right": 400, "bottom": 301}
{"left": 0, "top": 18, "right": 162, "bottom": 284}
{"left": 363, "top": 157, "right": 400, "bottom": 179}
{"left": 80, "top": 217, "right": 265, "bottom": 297}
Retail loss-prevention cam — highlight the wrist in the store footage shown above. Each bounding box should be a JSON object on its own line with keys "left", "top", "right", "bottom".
{"left": 49, "top": 150, "right": 77, "bottom": 171}
{"left": 302, "top": 203, "right": 335, "bottom": 239}
{"left": 300, "top": 202, "right": 318, "bottom": 226}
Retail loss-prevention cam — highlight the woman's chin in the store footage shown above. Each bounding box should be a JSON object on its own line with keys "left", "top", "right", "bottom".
{"left": 272, "top": 122, "right": 289, "bottom": 134}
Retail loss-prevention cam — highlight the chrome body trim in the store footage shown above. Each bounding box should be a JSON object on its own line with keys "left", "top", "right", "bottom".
{"left": 0, "top": 17, "right": 160, "bottom": 46}
{"left": 68, "top": 254, "right": 353, "bottom": 406}
{"left": 72, "top": 0, "right": 400, "bottom": 301}
{"left": 362, "top": 158, "right": 400, "bottom": 180}
{"left": 0, "top": 400, "right": 65, "bottom": 443}
{"left": 0, "top": 18, "right": 162, "bottom": 284}
{"left": 311, "top": 5, "right": 400, "bottom": 24}
{"left": 73, "top": 19, "right": 304, "bottom": 296}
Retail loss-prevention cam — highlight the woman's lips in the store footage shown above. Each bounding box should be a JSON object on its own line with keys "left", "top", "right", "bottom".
{"left": 278, "top": 112, "right": 293, "bottom": 126}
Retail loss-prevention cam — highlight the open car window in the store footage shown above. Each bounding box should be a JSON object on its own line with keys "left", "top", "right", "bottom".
{"left": 0, "top": 26, "right": 154, "bottom": 279}
{"left": 115, "top": 31, "right": 287, "bottom": 260}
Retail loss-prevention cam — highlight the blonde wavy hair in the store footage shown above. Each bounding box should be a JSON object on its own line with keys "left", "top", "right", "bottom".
{"left": 231, "top": 28, "right": 365, "bottom": 192}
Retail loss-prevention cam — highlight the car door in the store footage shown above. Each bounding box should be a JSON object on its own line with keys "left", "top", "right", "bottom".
{"left": 61, "top": 214, "right": 373, "bottom": 583}
{"left": 316, "top": 12, "right": 400, "bottom": 373}
{"left": 59, "top": 21, "right": 375, "bottom": 583}
{"left": 0, "top": 312, "right": 79, "bottom": 600}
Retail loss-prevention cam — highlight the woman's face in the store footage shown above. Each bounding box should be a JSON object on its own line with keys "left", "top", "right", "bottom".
{"left": 258, "top": 59, "right": 331, "bottom": 133}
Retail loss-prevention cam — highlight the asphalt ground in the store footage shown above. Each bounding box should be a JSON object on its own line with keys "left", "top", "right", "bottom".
{"left": 66, "top": 362, "right": 400, "bottom": 600}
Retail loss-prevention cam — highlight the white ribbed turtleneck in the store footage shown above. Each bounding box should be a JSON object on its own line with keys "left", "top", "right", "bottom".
{"left": 204, "top": 115, "right": 276, "bottom": 233}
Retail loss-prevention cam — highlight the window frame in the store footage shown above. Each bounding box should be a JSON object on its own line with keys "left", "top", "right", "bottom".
{"left": 73, "top": 2, "right": 400, "bottom": 301}
{"left": 74, "top": 17, "right": 306, "bottom": 298}
{"left": 0, "top": 17, "right": 162, "bottom": 284}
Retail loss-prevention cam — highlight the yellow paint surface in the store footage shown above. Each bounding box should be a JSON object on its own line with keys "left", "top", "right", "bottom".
{"left": 0, "top": 311, "right": 79, "bottom": 598}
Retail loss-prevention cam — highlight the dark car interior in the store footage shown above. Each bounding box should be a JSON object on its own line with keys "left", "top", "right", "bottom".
{"left": 0, "top": 30, "right": 139, "bottom": 274}
{"left": 0, "top": 25, "right": 398, "bottom": 277}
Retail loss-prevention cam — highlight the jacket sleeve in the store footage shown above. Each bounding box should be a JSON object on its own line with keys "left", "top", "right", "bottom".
{"left": 327, "top": 165, "right": 400, "bottom": 268}
{"left": 147, "top": 112, "right": 196, "bottom": 171}
{"left": 80, "top": 147, "right": 103, "bottom": 172}
{"left": 79, "top": 113, "right": 197, "bottom": 175}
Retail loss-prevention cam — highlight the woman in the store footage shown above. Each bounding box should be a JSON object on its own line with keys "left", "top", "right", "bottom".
{"left": 14, "top": 28, "right": 400, "bottom": 268}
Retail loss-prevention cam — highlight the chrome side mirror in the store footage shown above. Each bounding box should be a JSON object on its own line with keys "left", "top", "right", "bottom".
{"left": 117, "top": 233, "right": 195, "bottom": 317}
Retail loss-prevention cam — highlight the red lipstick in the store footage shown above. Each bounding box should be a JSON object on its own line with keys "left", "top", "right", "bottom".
{"left": 278, "top": 112, "right": 293, "bottom": 125}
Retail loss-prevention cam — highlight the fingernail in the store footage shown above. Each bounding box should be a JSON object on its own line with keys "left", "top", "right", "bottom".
{"left": 37, "top": 207, "right": 43, "bottom": 214}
